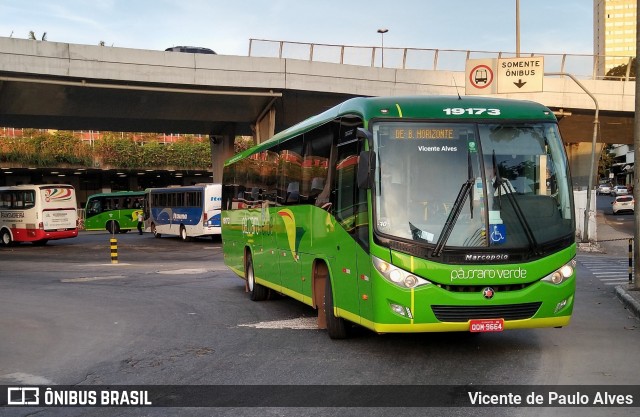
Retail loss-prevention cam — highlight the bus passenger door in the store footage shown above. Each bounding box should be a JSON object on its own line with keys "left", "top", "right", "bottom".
{"left": 330, "top": 118, "right": 372, "bottom": 323}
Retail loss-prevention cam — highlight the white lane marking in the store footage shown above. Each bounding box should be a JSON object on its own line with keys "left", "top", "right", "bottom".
{"left": 61, "top": 275, "right": 126, "bottom": 283}
{"left": 156, "top": 268, "right": 208, "bottom": 275}
{"left": 239, "top": 317, "right": 318, "bottom": 330}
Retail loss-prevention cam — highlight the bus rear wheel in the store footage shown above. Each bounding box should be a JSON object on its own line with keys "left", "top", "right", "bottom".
{"left": 106, "top": 221, "right": 120, "bottom": 234}
{"left": 151, "top": 223, "right": 161, "bottom": 238}
{"left": 324, "top": 276, "right": 349, "bottom": 339}
{"left": 246, "top": 253, "right": 269, "bottom": 301}
{"left": 180, "top": 225, "right": 190, "bottom": 241}
{"left": 1, "top": 229, "right": 13, "bottom": 246}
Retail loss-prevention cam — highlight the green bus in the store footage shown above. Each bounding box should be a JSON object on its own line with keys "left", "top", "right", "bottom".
{"left": 84, "top": 191, "right": 145, "bottom": 234}
{"left": 221, "top": 96, "right": 576, "bottom": 339}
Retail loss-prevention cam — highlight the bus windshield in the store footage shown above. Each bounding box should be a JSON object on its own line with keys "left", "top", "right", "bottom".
{"left": 372, "top": 121, "right": 574, "bottom": 251}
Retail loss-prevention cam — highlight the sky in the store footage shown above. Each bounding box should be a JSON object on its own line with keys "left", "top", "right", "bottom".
{"left": 0, "top": 0, "right": 593, "bottom": 57}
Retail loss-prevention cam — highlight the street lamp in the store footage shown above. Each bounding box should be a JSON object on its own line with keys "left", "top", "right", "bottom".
{"left": 377, "top": 28, "right": 388, "bottom": 67}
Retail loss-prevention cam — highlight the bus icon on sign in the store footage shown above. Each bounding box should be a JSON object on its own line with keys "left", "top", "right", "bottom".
{"left": 474, "top": 69, "right": 488, "bottom": 84}
{"left": 7, "top": 387, "right": 40, "bottom": 405}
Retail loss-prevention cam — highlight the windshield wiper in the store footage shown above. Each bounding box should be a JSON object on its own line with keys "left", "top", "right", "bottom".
{"left": 432, "top": 178, "right": 474, "bottom": 258}
{"left": 431, "top": 149, "right": 475, "bottom": 257}
{"left": 492, "top": 152, "right": 539, "bottom": 253}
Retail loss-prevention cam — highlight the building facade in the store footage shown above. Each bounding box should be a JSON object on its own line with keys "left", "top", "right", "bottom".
{"left": 594, "top": 0, "right": 637, "bottom": 76}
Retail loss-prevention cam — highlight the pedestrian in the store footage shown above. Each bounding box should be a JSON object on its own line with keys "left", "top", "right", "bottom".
{"left": 137, "top": 212, "right": 144, "bottom": 235}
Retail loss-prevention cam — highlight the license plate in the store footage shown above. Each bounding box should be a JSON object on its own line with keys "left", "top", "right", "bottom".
{"left": 469, "top": 319, "right": 504, "bottom": 332}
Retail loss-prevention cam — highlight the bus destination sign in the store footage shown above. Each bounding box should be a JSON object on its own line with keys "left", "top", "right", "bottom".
{"left": 393, "top": 128, "right": 454, "bottom": 140}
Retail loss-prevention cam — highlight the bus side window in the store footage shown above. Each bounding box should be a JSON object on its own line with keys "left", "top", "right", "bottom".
{"left": 0, "top": 192, "right": 10, "bottom": 209}
{"left": 276, "top": 136, "right": 303, "bottom": 206}
{"left": 302, "top": 121, "right": 334, "bottom": 207}
{"left": 285, "top": 182, "right": 299, "bottom": 204}
{"left": 24, "top": 191, "right": 35, "bottom": 208}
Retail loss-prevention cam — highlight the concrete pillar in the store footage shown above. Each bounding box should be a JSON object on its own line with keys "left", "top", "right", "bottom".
{"left": 211, "top": 123, "right": 236, "bottom": 184}
{"left": 254, "top": 106, "right": 276, "bottom": 144}
{"left": 565, "top": 142, "right": 605, "bottom": 190}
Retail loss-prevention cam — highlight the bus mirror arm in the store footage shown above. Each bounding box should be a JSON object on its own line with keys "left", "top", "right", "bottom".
{"left": 356, "top": 127, "right": 373, "bottom": 148}
{"left": 357, "top": 150, "right": 376, "bottom": 189}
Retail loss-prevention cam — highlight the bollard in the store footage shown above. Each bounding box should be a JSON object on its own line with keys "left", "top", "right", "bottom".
{"left": 110, "top": 237, "right": 118, "bottom": 264}
{"left": 629, "top": 238, "right": 633, "bottom": 284}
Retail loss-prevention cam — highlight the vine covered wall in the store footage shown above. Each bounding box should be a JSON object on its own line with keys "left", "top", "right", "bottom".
{"left": 0, "top": 131, "right": 212, "bottom": 170}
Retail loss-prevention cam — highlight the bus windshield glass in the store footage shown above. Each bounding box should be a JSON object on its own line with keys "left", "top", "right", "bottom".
{"left": 372, "top": 121, "right": 574, "bottom": 250}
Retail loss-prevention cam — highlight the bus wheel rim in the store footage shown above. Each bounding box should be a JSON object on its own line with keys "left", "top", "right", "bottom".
{"left": 247, "top": 265, "right": 254, "bottom": 291}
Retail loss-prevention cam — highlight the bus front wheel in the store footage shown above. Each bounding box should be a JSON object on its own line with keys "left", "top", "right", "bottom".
{"left": 324, "top": 276, "right": 350, "bottom": 339}
{"left": 1, "top": 229, "right": 12, "bottom": 246}
{"left": 246, "top": 253, "right": 269, "bottom": 301}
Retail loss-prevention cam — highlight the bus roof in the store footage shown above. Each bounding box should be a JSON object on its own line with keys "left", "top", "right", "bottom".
{"left": 86, "top": 190, "right": 145, "bottom": 199}
{"left": 226, "top": 95, "right": 557, "bottom": 166}
{"left": 0, "top": 184, "right": 75, "bottom": 190}
{"left": 145, "top": 183, "right": 220, "bottom": 193}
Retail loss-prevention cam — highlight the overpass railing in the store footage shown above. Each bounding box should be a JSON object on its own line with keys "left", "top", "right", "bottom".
{"left": 248, "top": 38, "right": 635, "bottom": 81}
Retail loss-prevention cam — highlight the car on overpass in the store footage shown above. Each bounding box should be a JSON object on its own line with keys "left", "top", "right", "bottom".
{"left": 165, "top": 46, "right": 216, "bottom": 54}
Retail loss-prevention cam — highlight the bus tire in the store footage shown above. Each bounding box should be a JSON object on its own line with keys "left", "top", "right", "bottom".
{"left": 1, "top": 229, "right": 13, "bottom": 246}
{"left": 106, "top": 221, "right": 120, "bottom": 234}
{"left": 246, "top": 253, "right": 269, "bottom": 301}
{"left": 180, "top": 225, "right": 190, "bottom": 242}
{"left": 151, "top": 223, "right": 161, "bottom": 238}
{"left": 324, "top": 276, "right": 349, "bottom": 339}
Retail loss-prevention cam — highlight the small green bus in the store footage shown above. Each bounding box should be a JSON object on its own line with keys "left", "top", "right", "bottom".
{"left": 222, "top": 96, "right": 576, "bottom": 338}
{"left": 84, "top": 191, "right": 145, "bottom": 234}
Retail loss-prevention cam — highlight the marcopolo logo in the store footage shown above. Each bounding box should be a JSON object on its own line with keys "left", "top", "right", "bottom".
{"left": 7, "top": 387, "right": 40, "bottom": 405}
{"left": 464, "top": 253, "right": 509, "bottom": 262}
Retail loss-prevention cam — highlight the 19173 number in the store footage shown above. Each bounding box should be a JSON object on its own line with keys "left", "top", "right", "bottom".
{"left": 443, "top": 107, "right": 501, "bottom": 116}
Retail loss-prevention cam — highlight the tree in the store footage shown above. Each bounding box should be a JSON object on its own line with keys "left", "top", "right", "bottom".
{"left": 604, "top": 58, "right": 636, "bottom": 80}
{"left": 598, "top": 144, "right": 615, "bottom": 181}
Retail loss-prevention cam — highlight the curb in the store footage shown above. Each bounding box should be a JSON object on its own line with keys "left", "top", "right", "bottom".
{"left": 614, "top": 285, "right": 640, "bottom": 320}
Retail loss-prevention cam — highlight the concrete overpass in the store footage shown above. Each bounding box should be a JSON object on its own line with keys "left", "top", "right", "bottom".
{"left": 0, "top": 36, "right": 635, "bottom": 185}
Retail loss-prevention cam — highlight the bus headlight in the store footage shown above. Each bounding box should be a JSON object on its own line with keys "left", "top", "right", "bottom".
{"left": 372, "top": 256, "right": 430, "bottom": 289}
{"left": 542, "top": 258, "right": 576, "bottom": 285}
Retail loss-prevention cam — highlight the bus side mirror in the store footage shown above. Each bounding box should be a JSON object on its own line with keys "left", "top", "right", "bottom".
{"left": 356, "top": 127, "right": 375, "bottom": 189}
{"left": 357, "top": 150, "right": 376, "bottom": 189}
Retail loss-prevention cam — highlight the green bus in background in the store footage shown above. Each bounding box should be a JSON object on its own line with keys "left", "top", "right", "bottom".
{"left": 84, "top": 191, "right": 145, "bottom": 234}
{"left": 221, "top": 96, "right": 576, "bottom": 339}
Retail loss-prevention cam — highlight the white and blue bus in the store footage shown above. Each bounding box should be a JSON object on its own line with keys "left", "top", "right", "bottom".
{"left": 144, "top": 183, "right": 222, "bottom": 241}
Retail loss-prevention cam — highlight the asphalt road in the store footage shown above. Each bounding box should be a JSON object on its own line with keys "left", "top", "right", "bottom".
{"left": 1, "top": 231, "right": 640, "bottom": 417}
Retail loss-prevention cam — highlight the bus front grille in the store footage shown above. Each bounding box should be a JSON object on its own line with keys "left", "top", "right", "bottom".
{"left": 431, "top": 302, "right": 542, "bottom": 322}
